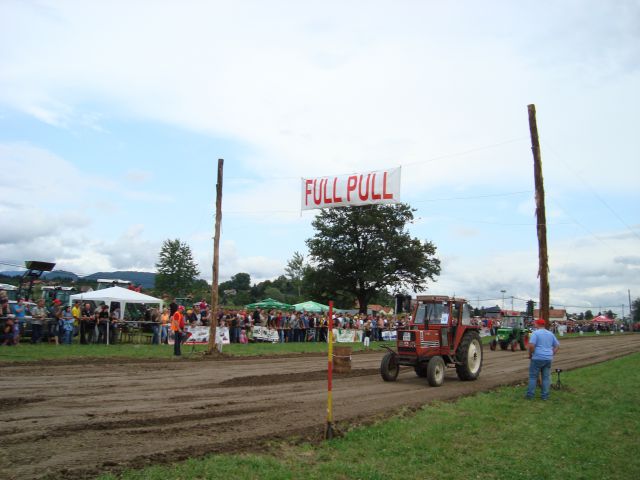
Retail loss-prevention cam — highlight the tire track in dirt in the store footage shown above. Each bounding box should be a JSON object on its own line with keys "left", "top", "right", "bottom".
{"left": 1, "top": 334, "right": 638, "bottom": 480}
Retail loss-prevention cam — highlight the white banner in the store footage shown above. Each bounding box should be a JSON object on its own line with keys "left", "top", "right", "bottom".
{"left": 301, "top": 167, "right": 401, "bottom": 210}
{"left": 169, "top": 326, "right": 230, "bottom": 345}
{"left": 331, "top": 328, "right": 364, "bottom": 343}
{"left": 381, "top": 330, "right": 397, "bottom": 341}
{"left": 252, "top": 326, "right": 280, "bottom": 343}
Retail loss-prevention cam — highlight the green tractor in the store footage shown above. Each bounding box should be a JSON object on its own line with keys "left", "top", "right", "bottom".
{"left": 489, "top": 314, "right": 531, "bottom": 352}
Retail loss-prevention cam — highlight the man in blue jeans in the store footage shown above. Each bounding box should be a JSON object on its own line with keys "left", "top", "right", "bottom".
{"left": 526, "top": 318, "right": 560, "bottom": 400}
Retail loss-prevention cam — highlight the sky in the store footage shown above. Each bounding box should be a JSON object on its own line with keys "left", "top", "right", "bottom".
{"left": 0, "top": 0, "right": 638, "bottom": 315}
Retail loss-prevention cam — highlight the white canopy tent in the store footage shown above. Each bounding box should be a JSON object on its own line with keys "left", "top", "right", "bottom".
{"left": 69, "top": 286, "right": 163, "bottom": 320}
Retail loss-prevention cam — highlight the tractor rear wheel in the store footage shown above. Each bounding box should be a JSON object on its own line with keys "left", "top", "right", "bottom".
{"left": 489, "top": 339, "right": 497, "bottom": 351}
{"left": 426, "top": 356, "right": 445, "bottom": 387}
{"left": 456, "top": 331, "right": 483, "bottom": 381}
{"left": 380, "top": 351, "right": 399, "bottom": 382}
{"left": 415, "top": 363, "right": 428, "bottom": 377}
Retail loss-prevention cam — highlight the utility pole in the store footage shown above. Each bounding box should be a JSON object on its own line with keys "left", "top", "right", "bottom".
{"left": 207, "top": 159, "right": 224, "bottom": 354}
{"left": 629, "top": 289, "right": 633, "bottom": 325}
{"left": 501, "top": 290, "right": 506, "bottom": 311}
{"left": 511, "top": 296, "right": 514, "bottom": 312}
{"left": 528, "top": 104, "right": 550, "bottom": 328}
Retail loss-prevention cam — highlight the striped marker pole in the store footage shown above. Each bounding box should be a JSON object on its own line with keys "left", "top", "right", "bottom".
{"left": 325, "top": 300, "right": 334, "bottom": 439}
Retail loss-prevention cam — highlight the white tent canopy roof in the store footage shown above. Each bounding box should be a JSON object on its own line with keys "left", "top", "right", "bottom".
{"left": 69, "top": 286, "right": 163, "bottom": 320}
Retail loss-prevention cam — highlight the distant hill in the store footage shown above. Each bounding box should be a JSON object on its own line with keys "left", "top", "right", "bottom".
{"left": 0, "top": 269, "right": 156, "bottom": 289}
{"left": 83, "top": 271, "right": 156, "bottom": 289}
{"left": 0, "top": 270, "right": 78, "bottom": 280}
{"left": 0, "top": 270, "right": 23, "bottom": 278}
{"left": 44, "top": 270, "right": 79, "bottom": 281}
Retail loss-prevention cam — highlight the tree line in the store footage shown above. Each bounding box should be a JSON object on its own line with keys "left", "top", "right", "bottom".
{"left": 155, "top": 203, "right": 441, "bottom": 312}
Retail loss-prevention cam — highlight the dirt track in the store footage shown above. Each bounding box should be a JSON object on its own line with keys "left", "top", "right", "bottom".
{"left": 2, "top": 334, "right": 639, "bottom": 479}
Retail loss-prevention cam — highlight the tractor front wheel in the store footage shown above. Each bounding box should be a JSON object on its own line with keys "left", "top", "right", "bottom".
{"left": 456, "top": 331, "right": 483, "bottom": 381}
{"left": 427, "top": 356, "right": 445, "bottom": 387}
{"left": 380, "top": 351, "right": 399, "bottom": 382}
{"left": 499, "top": 341, "right": 508, "bottom": 350}
{"left": 510, "top": 340, "right": 517, "bottom": 352}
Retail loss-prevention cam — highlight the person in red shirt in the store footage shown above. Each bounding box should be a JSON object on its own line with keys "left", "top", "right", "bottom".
{"left": 171, "top": 305, "right": 186, "bottom": 356}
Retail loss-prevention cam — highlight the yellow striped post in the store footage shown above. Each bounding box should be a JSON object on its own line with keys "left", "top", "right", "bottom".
{"left": 325, "top": 300, "right": 334, "bottom": 439}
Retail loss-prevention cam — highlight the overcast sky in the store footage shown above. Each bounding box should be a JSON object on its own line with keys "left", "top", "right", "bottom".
{"left": 0, "top": 1, "right": 638, "bottom": 314}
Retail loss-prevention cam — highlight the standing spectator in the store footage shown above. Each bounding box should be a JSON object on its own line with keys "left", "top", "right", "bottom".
{"left": 526, "top": 319, "right": 560, "bottom": 400}
{"left": 370, "top": 315, "right": 378, "bottom": 344}
{"left": 252, "top": 309, "right": 261, "bottom": 326}
{"left": 11, "top": 298, "right": 27, "bottom": 345}
{"left": 61, "top": 306, "right": 74, "bottom": 345}
{"left": 150, "top": 307, "right": 161, "bottom": 344}
{"left": 71, "top": 301, "right": 81, "bottom": 340}
{"left": 230, "top": 312, "right": 239, "bottom": 343}
{"left": 169, "top": 298, "right": 179, "bottom": 317}
{"left": 171, "top": 305, "right": 186, "bottom": 356}
{"left": 160, "top": 307, "right": 170, "bottom": 344}
{"left": 109, "top": 303, "right": 121, "bottom": 344}
{"left": 81, "top": 303, "right": 95, "bottom": 344}
{"left": 31, "top": 299, "right": 47, "bottom": 344}
{"left": 96, "top": 304, "right": 109, "bottom": 344}
{"left": 0, "top": 290, "right": 9, "bottom": 317}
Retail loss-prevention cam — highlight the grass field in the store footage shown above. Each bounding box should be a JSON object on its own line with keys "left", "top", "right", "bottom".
{"left": 0, "top": 340, "right": 395, "bottom": 362}
{"left": 0, "top": 330, "right": 622, "bottom": 362}
{"left": 97, "top": 352, "right": 640, "bottom": 480}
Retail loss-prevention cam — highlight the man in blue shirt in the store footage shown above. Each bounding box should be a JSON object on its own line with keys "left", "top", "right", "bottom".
{"left": 526, "top": 318, "right": 560, "bottom": 400}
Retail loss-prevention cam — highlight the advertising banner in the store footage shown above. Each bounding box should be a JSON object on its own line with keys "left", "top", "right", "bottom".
{"left": 381, "top": 330, "right": 397, "bottom": 341}
{"left": 301, "top": 167, "right": 401, "bottom": 210}
{"left": 252, "top": 326, "right": 280, "bottom": 343}
{"left": 331, "top": 328, "right": 364, "bottom": 343}
{"left": 169, "top": 326, "right": 230, "bottom": 345}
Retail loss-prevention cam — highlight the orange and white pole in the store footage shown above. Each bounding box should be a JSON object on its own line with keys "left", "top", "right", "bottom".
{"left": 325, "top": 300, "right": 334, "bottom": 439}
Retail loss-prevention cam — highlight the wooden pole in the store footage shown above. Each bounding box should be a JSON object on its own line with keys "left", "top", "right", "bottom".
{"left": 207, "top": 159, "right": 224, "bottom": 353}
{"left": 325, "top": 300, "right": 334, "bottom": 439}
{"left": 528, "top": 105, "right": 550, "bottom": 327}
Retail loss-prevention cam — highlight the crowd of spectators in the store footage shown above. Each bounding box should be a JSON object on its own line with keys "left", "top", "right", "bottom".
{"left": 207, "top": 308, "right": 402, "bottom": 344}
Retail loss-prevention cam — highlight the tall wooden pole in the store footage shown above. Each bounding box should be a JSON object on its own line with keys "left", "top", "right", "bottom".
{"left": 207, "top": 159, "right": 224, "bottom": 353}
{"left": 528, "top": 105, "right": 550, "bottom": 327}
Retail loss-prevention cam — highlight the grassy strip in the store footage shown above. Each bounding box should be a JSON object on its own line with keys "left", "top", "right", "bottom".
{"left": 100, "top": 352, "right": 640, "bottom": 480}
{"left": 0, "top": 331, "right": 626, "bottom": 362}
{"left": 0, "top": 341, "right": 395, "bottom": 362}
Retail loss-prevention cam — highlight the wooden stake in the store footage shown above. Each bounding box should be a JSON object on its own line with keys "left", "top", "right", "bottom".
{"left": 207, "top": 159, "right": 224, "bottom": 353}
{"left": 528, "top": 105, "right": 550, "bottom": 327}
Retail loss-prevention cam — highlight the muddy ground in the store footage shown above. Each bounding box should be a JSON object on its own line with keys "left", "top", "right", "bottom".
{"left": 1, "top": 334, "right": 639, "bottom": 479}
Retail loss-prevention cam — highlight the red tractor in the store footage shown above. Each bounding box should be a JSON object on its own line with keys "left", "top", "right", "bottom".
{"left": 381, "top": 295, "right": 483, "bottom": 387}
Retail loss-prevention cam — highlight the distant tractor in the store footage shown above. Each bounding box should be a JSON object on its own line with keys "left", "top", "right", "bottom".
{"left": 489, "top": 314, "right": 531, "bottom": 352}
{"left": 41, "top": 286, "right": 78, "bottom": 307}
{"left": 380, "top": 295, "right": 483, "bottom": 387}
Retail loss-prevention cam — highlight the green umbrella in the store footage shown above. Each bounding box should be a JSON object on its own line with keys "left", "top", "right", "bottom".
{"left": 293, "top": 300, "right": 331, "bottom": 313}
{"left": 245, "top": 298, "right": 294, "bottom": 310}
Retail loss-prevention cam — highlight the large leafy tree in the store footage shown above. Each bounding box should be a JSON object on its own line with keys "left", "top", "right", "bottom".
{"left": 306, "top": 203, "right": 441, "bottom": 313}
{"left": 632, "top": 298, "right": 640, "bottom": 323}
{"left": 155, "top": 239, "right": 200, "bottom": 297}
{"left": 285, "top": 251, "right": 305, "bottom": 298}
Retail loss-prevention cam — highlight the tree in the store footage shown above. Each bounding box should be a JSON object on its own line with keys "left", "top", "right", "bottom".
{"left": 605, "top": 309, "right": 617, "bottom": 319}
{"left": 584, "top": 310, "right": 594, "bottom": 320}
{"left": 155, "top": 239, "right": 200, "bottom": 297}
{"left": 632, "top": 298, "right": 640, "bottom": 323}
{"left": 306, "top": 203, "right": 441, "bottom": 313}
{"left": 285, "top": 251, "right": 305, "bottom": 298}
